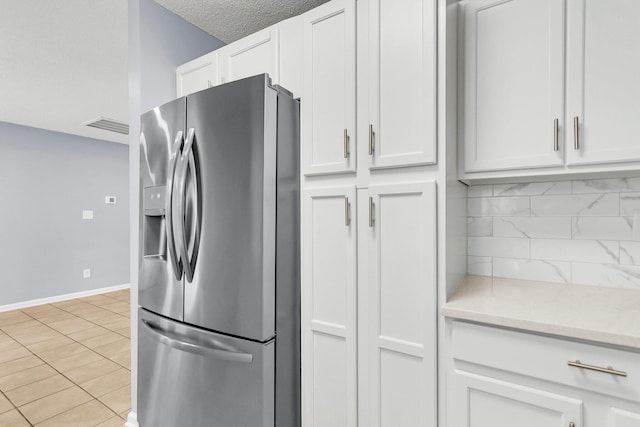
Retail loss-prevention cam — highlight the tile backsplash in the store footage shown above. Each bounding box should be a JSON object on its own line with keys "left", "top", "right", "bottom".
{"left": 467, "top": 178, "right": 640, "bottom": 289}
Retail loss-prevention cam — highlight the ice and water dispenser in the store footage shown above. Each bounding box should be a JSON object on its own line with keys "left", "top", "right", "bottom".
{"left": 142, "top": 185, "right": 167, "bottom": 261}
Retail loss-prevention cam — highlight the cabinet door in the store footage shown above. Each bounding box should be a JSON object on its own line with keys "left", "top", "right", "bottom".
{"left": 218, "top": 27, "right": 279, "bottom": 85}
{"left": 176, "top": 51, "right": 218, "bottom": 97}
{"left": 278, "top": 16, "right": 303, "bottom": 98}
{"left": 302, "top": 0, "right": 357, "bottom": 176}
{"left": 302, "top": 187, "right": 357, "bottom": 427}
{"left": 462, "top": 0, "right": 565, "bottom": 172}
{"left": 566, "top": 0, "right": 640, "bottom": 165}
{"left": 451, "top": 371, "right": 583, "bottom": 427}
{"left": 610, "top": 408, "right": 640, "bottom": 427}
{"left": 365, "top": 181, "right": 437, "bottom": 427}
{"left": 366, "top": 0, "right": 436, "bottom": 169}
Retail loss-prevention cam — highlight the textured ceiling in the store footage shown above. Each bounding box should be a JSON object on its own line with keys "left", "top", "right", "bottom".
{"left": 0, "top": 0, "right": 326, "bottom": 146}
{"left": 154, "top": 0, "right": 330, "bottom": 43}
{"left": 0, "top": 0, "right": 128, "bottom": 144}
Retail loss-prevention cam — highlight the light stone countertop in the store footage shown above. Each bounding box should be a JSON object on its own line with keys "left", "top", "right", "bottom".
{"left": 441, "top": 275, "right": 640, "bottom": 350}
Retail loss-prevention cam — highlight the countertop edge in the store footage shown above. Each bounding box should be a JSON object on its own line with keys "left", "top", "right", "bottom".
{"left": 441, "top": 306, "right": 640, "bottom": 350}
{"left": 441, "top": 276, "right": 640, "bottom": 351}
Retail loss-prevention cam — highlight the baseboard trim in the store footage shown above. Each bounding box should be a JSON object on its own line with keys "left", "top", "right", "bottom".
{"left": 0, "top": 283, "right": 131, "bottom": 313}
{"left": 125, "top": 411, "right": 139, "bottom": 427}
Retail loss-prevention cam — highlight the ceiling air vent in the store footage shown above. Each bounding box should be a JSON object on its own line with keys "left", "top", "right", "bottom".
{"left": 83, "top": 117, "right": 129, "bottom": 135}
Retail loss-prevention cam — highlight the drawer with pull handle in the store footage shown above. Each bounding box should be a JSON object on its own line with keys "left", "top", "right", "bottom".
{"left": 452, "top": 321, "right": 640, "bottom": 402}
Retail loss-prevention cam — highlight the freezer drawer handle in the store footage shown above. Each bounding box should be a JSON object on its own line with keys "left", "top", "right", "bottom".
{"left": 142, "top": 320, "right": 253, "bottom": 363}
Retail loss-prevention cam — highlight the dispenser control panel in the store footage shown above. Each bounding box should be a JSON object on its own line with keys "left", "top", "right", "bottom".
{"left": 143, "top": 186, "right": 167, "bottom": 215}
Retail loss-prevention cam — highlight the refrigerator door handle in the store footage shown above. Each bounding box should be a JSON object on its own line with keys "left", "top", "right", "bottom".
{"left": 166, "top": 131, "right": 184, "bottom": 281}
{"left": 141, "top": 319, "right": 254, "bottom": 363}
{"left": 177, "top": 127, "right": 200, "bottom": 283}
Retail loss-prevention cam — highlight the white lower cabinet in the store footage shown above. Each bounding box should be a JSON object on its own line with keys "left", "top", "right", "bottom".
{"left": 452, "top": 371, "right": 583, "bottom": 427}
{"left": 302, "top": 186, "right": 358, "bottom": 427}
{"left": 449, "top": 321, "right": 640, "bottom": 427}
{"left": 302, "top": 182, "right": 437, "bottom": 426}
{"left": 610, "top": 408, "right": 640, "bottom": 427}
{"left": 361, "top": 182, "right": 437, "bottom": 427}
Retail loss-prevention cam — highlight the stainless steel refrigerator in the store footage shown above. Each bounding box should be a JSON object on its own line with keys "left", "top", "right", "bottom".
{"left": 137, "top": 74, "right": 300, "bottom": 427}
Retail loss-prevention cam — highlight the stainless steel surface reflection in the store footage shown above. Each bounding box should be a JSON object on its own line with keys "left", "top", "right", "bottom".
{"left": 138, "top": 75, "right": 300, "bottom": 427}
{"left": 139, "top": 98, "right": 185, "bottom": 321}
{"left": 138, "top": 309, "right": 274, "bottom": 427}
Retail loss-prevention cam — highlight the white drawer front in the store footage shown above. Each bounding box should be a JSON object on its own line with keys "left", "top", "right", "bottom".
{"left": 452, "top": 321, "right": 640, "bottom": 403}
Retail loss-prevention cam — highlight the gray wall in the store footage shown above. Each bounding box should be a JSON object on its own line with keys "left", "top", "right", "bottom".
{"left": 140, "top": 0, "right": 225, "bottom": 112}
{"left": 128, "top": 0, "right": 224, "bottom": 417}
{"left": 0, "top": 121, "right": 129, "bottom": 306}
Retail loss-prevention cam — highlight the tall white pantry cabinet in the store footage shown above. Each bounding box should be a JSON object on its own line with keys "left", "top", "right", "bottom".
{"left": 301, "top": 0, "right": 439, "bottom": 426}
{"left": 174, "top": 0, "right": 449, "bottom": 425}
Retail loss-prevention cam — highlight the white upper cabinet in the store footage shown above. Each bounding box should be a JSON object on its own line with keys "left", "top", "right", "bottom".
{"left": 566, "top": 0, "right": 640, "bottom": 166}
{"left": 218, "top": 26, "right": 280, "bottom": 85}
{"left": 363, "top": 181, "right": 437, "bottom": 427}
{"left": 365, "top": 0, "right": 437, "bottom": 169}
{"left": 176, "top": 51, "right": 218, "bottom": 97}
{"left": 302, "top": 0, "right": 357, "bottom": 176}
{"left": 302, "top": 186, "right": 358, "bottom": 427}
{"left": 177, "top": 18, "right": 303, "bottom": 98}
{"left": 462, "top": 0, "right": 565, "bottom": 173}
{"left": 278, "top": 16, "right": 303, "bottom": 97}
{"left": 461, "top": 0, "right": 640, "bottom": 179}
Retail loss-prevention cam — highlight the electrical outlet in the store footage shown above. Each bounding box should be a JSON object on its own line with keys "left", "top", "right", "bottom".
{"left": 83, "top": 269, "right": 91, "bottom": 279}
{"left": 105, "top": 196, "right": 117, "bottom": 204}
{"left": 82, "top": 210, "right": 93, "bottom": 220}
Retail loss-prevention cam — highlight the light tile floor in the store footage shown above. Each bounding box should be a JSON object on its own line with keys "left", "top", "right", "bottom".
{"left": 0, "top": 290, "right": 131, "bottom": 426}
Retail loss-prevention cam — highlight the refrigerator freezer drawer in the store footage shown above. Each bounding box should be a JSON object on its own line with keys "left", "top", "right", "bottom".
{"left": 137, "top": 309, "right": 275, "bottom": 427}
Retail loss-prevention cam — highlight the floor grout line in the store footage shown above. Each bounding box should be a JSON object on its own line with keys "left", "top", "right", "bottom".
{"left": 0, "top": 383, "right": 34, "bottom": 426}
{"left": 0, "top": 290, "right": 131, "bottom": 425}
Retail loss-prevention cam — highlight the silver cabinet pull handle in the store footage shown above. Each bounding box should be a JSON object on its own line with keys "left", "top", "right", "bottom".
{"left": 570, "top": 422, "right": 575, "bottom": 427}
{"left": 554, "top": 118, "right": 559, "bottom": 151}
{"left": 573, "top": 116, "right": 580, "bottom": 150}
{"left": 343, "top": 129, "right": 349, "bottom": 159}
{"left": 369, "top": 124, "right": 375, "bottom": 155}
{"left": 568, "top": 360, "right": 627, "bottom": 377}
{"left": 369, "top": 197, "right": 374, "bottom": 227}
{"left": 344, "top": 197, "right": 350, "bottom": 226}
